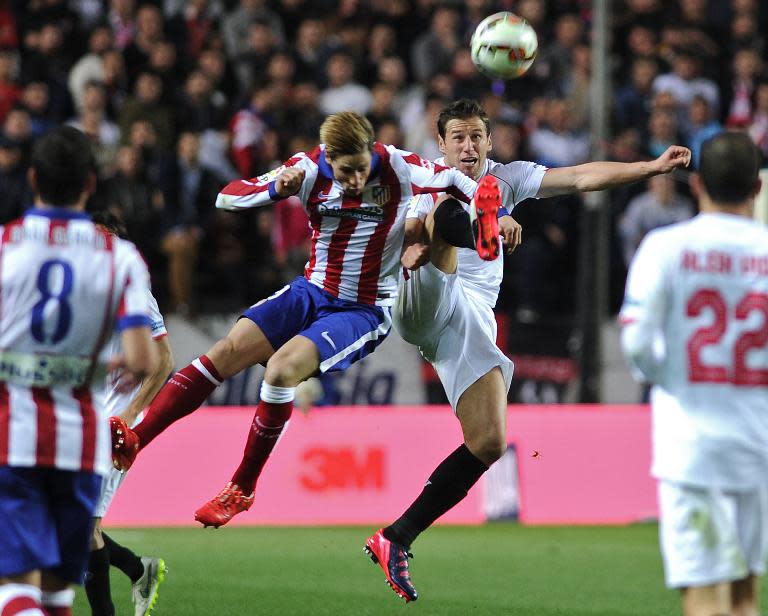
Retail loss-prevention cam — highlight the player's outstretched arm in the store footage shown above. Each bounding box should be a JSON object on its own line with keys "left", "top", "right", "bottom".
{"left": 537, "top": 146, "right": 692, "bottom": 198}
{"left": 117, "top": 335, "right": 174, "bottom": 426}
{"left": 216, "top": 159, "right": 309, "bottom": 210}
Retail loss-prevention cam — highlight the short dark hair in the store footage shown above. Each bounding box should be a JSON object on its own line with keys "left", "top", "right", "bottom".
{"left": 699, "top": 131, "right": 761, "bottom": 204}
{"left": 30, "top": 126, "right": 95, "bottom": 206}
{"left": 90, "top": 209, "right": 128, "bottom": 239}
{"left": 437, "top": 99, "right": 491, "bottom": 139}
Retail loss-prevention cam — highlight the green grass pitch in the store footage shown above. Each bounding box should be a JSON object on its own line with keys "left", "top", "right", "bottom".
{"left": 74, "top": 524, "right": 766, "bottom": 615}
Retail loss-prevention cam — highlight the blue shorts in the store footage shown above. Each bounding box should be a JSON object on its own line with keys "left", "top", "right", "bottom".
{"left": 0, "top": 466, "right": 102, "bottom": 582}
{"left": 242, "top": 277, "right": 392, "bottom": 373}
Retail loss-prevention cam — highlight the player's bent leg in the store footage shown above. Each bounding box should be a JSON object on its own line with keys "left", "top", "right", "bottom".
{"left": 731, "top": 575, "right": 760, "bottom": 616}
{"left": 456, "top": 367, "right": 508, "bottom": 466}
{"left": 680, "top": 584, "right": 731, "bottom": 616}
{"left": 115, "top": 320, "right": 276, "bottom": 470}
{"left": 195, "top": 335, "right": 321, "bottom": 528}
{"left": 424, "top": 202, "right": 459, "bottom": 275}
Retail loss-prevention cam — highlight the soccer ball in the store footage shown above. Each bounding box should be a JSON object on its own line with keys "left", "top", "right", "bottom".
{"left": 470, "top": 12, "right": 538, "bottom": 79}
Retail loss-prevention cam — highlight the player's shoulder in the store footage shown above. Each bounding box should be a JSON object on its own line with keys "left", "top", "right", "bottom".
{"left": 486, "top": 158, "right": 546, "bottom": 181}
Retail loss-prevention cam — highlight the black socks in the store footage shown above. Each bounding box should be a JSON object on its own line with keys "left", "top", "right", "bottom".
{"left": 103, "top": 533, "right": 144, "bottom": 583}
{"left": 383, "top": 444, "right": 488, "bottom": 548}
{"left": 432, "top": 198, "right": 476, "bottom": 250}
{"left": 85, "top": 546, "right": 114, "bottom": 616}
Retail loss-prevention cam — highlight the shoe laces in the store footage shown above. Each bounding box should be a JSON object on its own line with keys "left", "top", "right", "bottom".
{"left": 216, "top": 482, "right": 253, "bottom": 505}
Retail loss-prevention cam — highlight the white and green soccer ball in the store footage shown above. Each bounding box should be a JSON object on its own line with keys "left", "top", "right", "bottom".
{"left": 470, "top": 12, "right": 538, "bottom": 79}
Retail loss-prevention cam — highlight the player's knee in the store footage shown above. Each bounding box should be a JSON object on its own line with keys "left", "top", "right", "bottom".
{"left": 468, "top": 432, "right": 506, "bottom": 465}
{"left": 264, "top": 354, "right": 304, "bottom": 387}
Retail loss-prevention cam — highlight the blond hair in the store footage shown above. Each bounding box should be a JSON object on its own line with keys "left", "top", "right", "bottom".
{"left": 319, "top": 111, "right": 375, "bottom": 159}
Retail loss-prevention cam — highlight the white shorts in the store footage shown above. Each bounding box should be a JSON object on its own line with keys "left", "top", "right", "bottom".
{"left": 93, "top": 466, "right": 127, "bottom": 518}
{"left": 658, "top": 480, "right": 768, "bottom": 588}
{"left": 394, "top": 264, "right": 513, "bottom": 410}
{"left": 93, "top": 412, "right": 143, "bottom": 518}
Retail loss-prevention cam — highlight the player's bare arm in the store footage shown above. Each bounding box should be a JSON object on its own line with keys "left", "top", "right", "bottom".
{"left": 274, "top": 167, "right": 306, "bottom": 197}
{"left": 118, "top": 336, "right": 174, "bottom": 426}
{"left": 119, "top": 326, "right": 159, "bottom": 382}
{"left": 537, "top": 145, "right": 692, "bottom": 198}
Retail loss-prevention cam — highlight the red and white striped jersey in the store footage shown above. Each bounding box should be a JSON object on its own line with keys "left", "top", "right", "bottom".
{"left": 217, "top": 142, "right": 478, "bottom": 306}
{"left": 0, "top": 209, "right": 152, "bottom": 476}
{"left": 620, "top": 212, "right": 768, "bottom": 489}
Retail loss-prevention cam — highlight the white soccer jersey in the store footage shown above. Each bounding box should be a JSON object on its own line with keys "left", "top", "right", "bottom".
{"left": 620, "top": 212, "right": 768, "bottom": 489}
{"left": 0, "top": 209, "right": 152, "bottom": 476}
{"left": 217, "top": 143, "right": 477, "bottom": 307}
{"left": 407, "top": 157, "right": 547, "bottom": 307}
{"left": 100, "top": 290, "right": 166, "bottom": 419}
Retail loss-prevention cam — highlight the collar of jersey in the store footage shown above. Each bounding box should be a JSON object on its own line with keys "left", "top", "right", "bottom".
{"left": 317, "top": 146, "right": 381, "bottom": 182}
{"left": 25, "top": 207, "right": 90, "bottom": 220}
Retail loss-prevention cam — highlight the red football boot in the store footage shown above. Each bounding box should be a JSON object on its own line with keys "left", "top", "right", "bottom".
{"left": 364, "top": 529, "right": 418, "bottom": 602}
{"left": 470, "top": 175, "right": 501, "bottom": 261}
{"left": 110, "top": 416, "right": 139, "bottom": 471}
{"left": 194, "top": 482, "right": 254, "bottom": 528}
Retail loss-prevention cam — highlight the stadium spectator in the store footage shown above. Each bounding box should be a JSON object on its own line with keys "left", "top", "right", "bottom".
{"left": 108, "top": 0, "right": 137, "bottom": 50}
{"left": 651, "top": 50, "right": 720, "bottom": 114}
{"left": 726, "top": 47, "right": 764, "bottom": 127}
{"left": 158, "top": 131, "right": 220, "bottom": 315}
{"left": 620, "top": 131, "right": 768, "bottom": 616}
{"left": 117, "top": 70, "right": 174, "bottom": 149}
{"left": 122, "top": 4, "right": 165, "bottom": 83}
{"left": 528, "top": 98, "right": 590, "bottom": 168}
{"left": 0, "top": 48, "right": 20, "bottom": 124}
{"left": 319, "top": 51, "right": 372, "bottom": 115}
{"left": 615, "top": 57, "right": 660, "bottom": 133}
{"left": 67, "top": 24, "right": 114, "bottom": 112}
{"left": 748, "top": 80, "right": 768, "bottom": 157}
{"left": 686, "top": 94, "right": 723, "bottom": 168}
{"left": 232, "top": 18, "right": 278, "bottom": 94}
{"left": 619, "top": 173, "right": 695, "bottom": 266}
{"left": 410, "top": 6, "right": 460, "bottom": 83}
{"left": 221, "top": 0, "right": 284, "bottom": 61}
{"left": 0, "top": 134, "right": 29, "bottom": 223}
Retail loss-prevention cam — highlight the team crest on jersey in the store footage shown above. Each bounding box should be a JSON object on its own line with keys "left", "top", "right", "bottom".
{"left": 368, "top": 185, "right": 391, "bottom": 206}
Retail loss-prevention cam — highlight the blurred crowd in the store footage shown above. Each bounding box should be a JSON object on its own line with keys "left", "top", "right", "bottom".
{"left": 0, "top": 0, "right": 765, "bottom": 318}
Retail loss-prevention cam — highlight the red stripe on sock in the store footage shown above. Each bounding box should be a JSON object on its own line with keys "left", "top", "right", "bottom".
{"left": 197, "top": 354, "right": 223, "bottom": 382}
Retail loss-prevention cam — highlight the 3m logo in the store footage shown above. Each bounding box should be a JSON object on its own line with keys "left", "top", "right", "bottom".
{"left": 300, "top": 446, "right": 386, "bottom": 492}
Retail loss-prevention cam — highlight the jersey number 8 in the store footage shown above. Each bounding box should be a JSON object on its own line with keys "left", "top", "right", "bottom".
{"left": 30, "top": 259, "right": 74, "bottom": 344}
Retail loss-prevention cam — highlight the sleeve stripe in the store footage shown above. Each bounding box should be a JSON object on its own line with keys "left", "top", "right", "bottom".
{"left": 117, "top": 314, "right": 153, "bottom": 331}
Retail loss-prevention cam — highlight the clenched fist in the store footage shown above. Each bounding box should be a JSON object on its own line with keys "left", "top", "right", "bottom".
{"left": 275, "top": 167, "right": 306, "bottom": 197}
